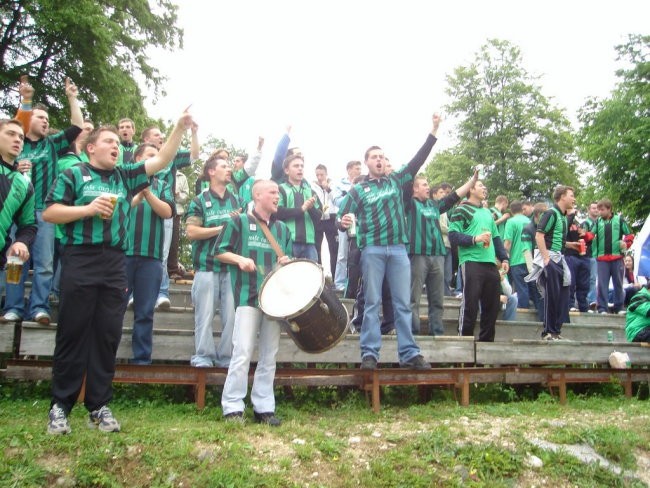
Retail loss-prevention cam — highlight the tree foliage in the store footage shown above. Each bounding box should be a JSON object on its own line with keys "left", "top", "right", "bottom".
{"left": 578, "top": 34, "right": 650, "bottom": 225}
{"left": 425, "top": 39, "right": 579, "bottom": 202}
{"left": 0, "top": 0, "right": 183, "bottom": 129}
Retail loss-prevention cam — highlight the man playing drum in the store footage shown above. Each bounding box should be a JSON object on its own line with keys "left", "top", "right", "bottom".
{"left": 338, "top": 114, "right": 441, "bottom": 369}
{"left": 215, "top": 180, "right": 293, "bottom": 426}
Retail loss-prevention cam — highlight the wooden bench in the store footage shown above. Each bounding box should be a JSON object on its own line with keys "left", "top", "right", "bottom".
{"left": 2, "top": 321, "right": 649, "bottom": 411}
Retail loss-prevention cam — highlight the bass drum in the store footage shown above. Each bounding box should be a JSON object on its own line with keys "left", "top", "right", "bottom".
{"left": 258, "top": 259, "right": 348, "bottom": 353}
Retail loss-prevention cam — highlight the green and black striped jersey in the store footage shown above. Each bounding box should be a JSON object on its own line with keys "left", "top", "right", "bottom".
{"left": 449, "top": 201, "right": 499, "bottom": 265}
{"left": 277, "top": 180, "right": 321, "bottom": 244}
{"left": 185, "top": 188, "right": 242, "bottom": 272}
{"left": 406, "top": 193, "right": 459, "bottom": 256}
{"left": 155, "top": 150, "right": 191, "bottom": 196}
{"left": 126, "top": 177, "right": 175, "bottom": 259}
{"left": 337, "top": 172, "right": 413, "bottom": 250}
{"left": 503, "top": 214, "right": 531, "bottom": 266}
{"left": 0, "top": 161, "right": 37, "bottom": 265}
{"left": 536, "top": 205, "right": 567, "bottom": 252}
{"left": 20, "top": 127, "right": 80, "bottom": 210}
{"left": 490, "top": 206, "right": 506, "bottom": 237}
{"left": 591, "top": 214, "right": 632, "bottom": 258}
{"left": 215, "top": 211, "right": 293, "bottom": 308}
{"left": 45, "top": 161, "right": 150, "bottom": 249}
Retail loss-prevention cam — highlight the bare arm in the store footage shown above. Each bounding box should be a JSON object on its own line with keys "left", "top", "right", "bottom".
{"left": 216, "top": 251, "right": 256, "bottom": 273}
{"left": 143, "top": 188, "right": 173, "bottom": 219}
{"left": 190, "top": 122, "right": 200, "bottom": 160}
{"left": 186, "top": 222, "right": 223, "bottom": 241}
{"left": 65, "top": 77, "right": 83, "bottom": 129}
{"left": 43, "top": 197, "right": 114, "bottom": 224}
{"left": 144, "top": 111, "right": 193, "bottom": 176}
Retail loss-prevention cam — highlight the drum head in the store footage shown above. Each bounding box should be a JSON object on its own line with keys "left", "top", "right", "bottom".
{"left": 259, "top": 260, "right": 324, "bottom": 318}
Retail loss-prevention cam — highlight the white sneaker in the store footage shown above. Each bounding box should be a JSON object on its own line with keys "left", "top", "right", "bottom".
{"left": 155, "top": 297, "right": 171, "bottom": 310}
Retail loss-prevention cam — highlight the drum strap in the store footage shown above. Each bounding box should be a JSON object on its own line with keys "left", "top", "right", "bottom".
{"left": 250, "top": 215, "right": 286, "bottom": 259}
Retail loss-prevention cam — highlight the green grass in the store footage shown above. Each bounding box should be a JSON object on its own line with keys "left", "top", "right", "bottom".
{"left": 0, "top": 381, "right": 648, "bottom": 487}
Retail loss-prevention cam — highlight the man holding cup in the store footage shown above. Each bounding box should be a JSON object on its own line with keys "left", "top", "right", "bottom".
{"left": 42, "top": 110, "right": 195, "bottom": 435}
{"left": 0, "top": 119, "right": 37, "bottom": 296}
{"left": 449, "top": 179, "right": 509, "bottom": 342}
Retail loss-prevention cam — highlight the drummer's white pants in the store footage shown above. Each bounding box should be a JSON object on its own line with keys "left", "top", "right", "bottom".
{"left": 221, "top": 306, "right": 282, "bottom": 415}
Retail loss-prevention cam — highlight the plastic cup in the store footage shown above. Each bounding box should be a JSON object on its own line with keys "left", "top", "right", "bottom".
{"left": 6, "top": 255, "right": 23, "bottom": 284}
{"left": 101, "top": 193, "right": 118, "bottom": 219}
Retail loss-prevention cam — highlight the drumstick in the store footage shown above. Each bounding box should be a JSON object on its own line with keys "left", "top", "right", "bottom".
{"left": 257, "top": 264, "right": 265, "bottom": 276}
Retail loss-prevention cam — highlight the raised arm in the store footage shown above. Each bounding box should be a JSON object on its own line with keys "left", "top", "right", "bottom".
{"left": 65, "top": 77, "right": 83, "bottom": 129}
{"left": 271, "top": 126, "right": 291, "bottom": 182}
{"left": 404, "top": 113, "right": 441, "bottom": 177}
{"left": 244, "top": 136, "right": 264, "bottom": 177}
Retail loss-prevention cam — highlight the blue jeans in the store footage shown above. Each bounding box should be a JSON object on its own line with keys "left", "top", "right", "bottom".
{"left": 157, "top": 217, "right": 173, "bottom": 300}
{"left": 566, "top": 255, "right": 591, "bottom": 312}
{"left": 510, "top": 263, "right": 530, "bottom": 309}
{"left": 126, "top": 256, "right": 163, "bottom": 364}
{"left": 292, "top": 242, "right": 318, "bottom": 261}
{"left": 587, "top": 257, "right": 597, "bottom": 305}
{"left": 500, "top": 293, "right": 518, "bottom": 321}
{"left": 410, "top": 254, "right": 445, "bottom": 336}
{"left": 4, "top": 211, "right": 54, "bottom": 318}
{"left": 360, "top": 245, "right": 421, "bottom": 363}
{"left": 191, "top": 270, "right": 235, "bottom": 367}
{"left": 334, "top": 230, "right": 349, "bottom": 291}
{"left": 597, "top": 259, "right": 624, "bottom": 313}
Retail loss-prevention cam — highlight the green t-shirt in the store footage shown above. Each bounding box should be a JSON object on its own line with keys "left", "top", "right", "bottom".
{"left": 215, "top": 212, "right": 293, "bottom": 308}
{"left": 449, "top": 201, "right": 499, "bottom": 265}
{"left": 503, "top": 213, "right": 531, "bottom": 266}
{"left": 46, "top": 161, "right": 150, "bottom": 249}
{"left": 185, "top": 188, "right": 241, "bottom": 272}
{"left": 127, "top": 177, "right": 175, "bottom": 259}
{"left": 591, "top": 214, "right": 632, "bottom": 258}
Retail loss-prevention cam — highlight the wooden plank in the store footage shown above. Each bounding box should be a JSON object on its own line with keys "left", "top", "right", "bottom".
{"left": 475, "top": 341, "right": 650, "bottom": 366}
{"left": 0, "top": 323, "right": 16, "bottom": 354}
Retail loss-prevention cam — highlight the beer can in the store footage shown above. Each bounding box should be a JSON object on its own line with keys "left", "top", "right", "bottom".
{"left": 578, "top": 239, "right": 586, "bottom": 256}
{"left": 607, "top": 330, "right": 614, "bottom": 342}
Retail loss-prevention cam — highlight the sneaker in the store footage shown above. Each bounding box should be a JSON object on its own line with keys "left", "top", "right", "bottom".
{"left": 34, "top": 311, "right": 51, "bottom": 326}
{"left": 253, "top": 411, "right": 281, "bottom": 427}
{"left": 599, "top": 311, "right": 608, "bottom": 315}
{"left": 47, "top": 404, "right": 71, "bottom": 435}
{"left": 589, "top": 302, "right": 597, "bottom": 311}
{"left": 569, "top": 307, "right": 578, "bottom": 312}
{"left": 617, "top": 310, "right": 627, "bottom": 315}
{"left": 224, "top": 411, "right": 245, "bottom": 423}
{"left": 155, "top": 297, "right": 171, "bottom": 311}
{"left": 126, "top": 297, "right": 134, "bottom": 310}
{"left": 2, "top": 311, "right": 22, "bottom": 322}
{"left": 542, "top": 333, "right": 558, "bottom": 341}
{"left": 88, "top": 405, "right": 121, "bottom": 432}
{"left": 360, "top": 355, "right": 378, "bottom": 370}
{"left": 400, "top": 354, "right": 432, "bottom": 370}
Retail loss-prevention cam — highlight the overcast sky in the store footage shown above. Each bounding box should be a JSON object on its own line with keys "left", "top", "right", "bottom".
{"left": 147, "top": 0, "right": 649, "bottom": 181}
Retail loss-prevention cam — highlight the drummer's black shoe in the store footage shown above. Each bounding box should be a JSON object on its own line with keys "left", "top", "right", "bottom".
{"left": 360, "top": 355, "right": 378, "bottom": 370}
{"left": 224, "top": 411, "right": 245, "bottom": 423}
{"left": 400, "top": 354, "right": 431, "bottom": 370}
{"left": 254, "top": 411, "right": 281, "bottom": 427}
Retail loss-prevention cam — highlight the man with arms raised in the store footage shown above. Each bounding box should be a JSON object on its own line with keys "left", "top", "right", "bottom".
{"left": 43, "top": 110, "right": 194, "bottom": 435}
{"left": 3, "top": 77, "right": 83, "bottom": 325}
{"left": 338, "top": 114, "right": 440, "bottom": 369}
